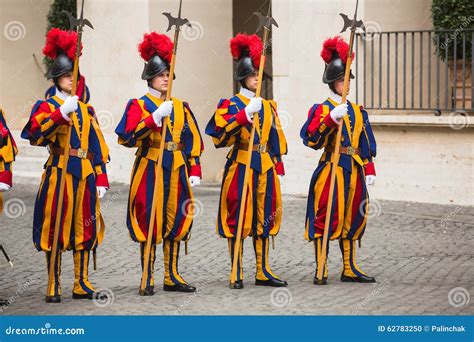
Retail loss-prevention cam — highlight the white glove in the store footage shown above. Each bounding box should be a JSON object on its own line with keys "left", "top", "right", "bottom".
{"left": 366, "top": 175, "right": 376, "bottom": 186}
{"left": 59, "top": 95, "right": 78, "bottom": 120}
{"left": 244, "top": 97, "right": 263, "bottom": 123}
{"left": 330, "top": 103, "right": 348, "bottom": 123}
{"left": 152, "top": 101, "right": 173, "bottom": 127}
{"left": 189, "top": 176, "right": 201, "bottom": 187}
{"left": 97, "top": 186, "right": 108, "bottom": 199}
{"left": 278, "top": 175, "right": 283, "bottom": 184}
{"left": 0, "top": 182, "right": 11, "bottom": 192}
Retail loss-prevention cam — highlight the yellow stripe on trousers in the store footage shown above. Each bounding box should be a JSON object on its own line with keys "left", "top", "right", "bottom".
{"left": 163, "top": 239, "right": 187, "bottom": 286}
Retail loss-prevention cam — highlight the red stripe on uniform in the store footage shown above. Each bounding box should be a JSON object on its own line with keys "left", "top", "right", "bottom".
{"left": 30, "top": 102, "right": 54, "bottom": 134}
{"left": 125, "top": 100, "right": 144, "bottom": 133}
{"left": 82, "top": 184, "right": 92, "bottom": 243}
{"left": 315, "top": 167, "right": 332, "bottom": 236}
{"left": 307, "top": 105, "right": 323, "bottom": 134}
{"left": 351, "top": 173, "right": 363, "bottom": 225}
{"left": 136, "top": 166, "right": 149, "bottom": 237}
{"left": 218, "top": 99, "right": 230, "bottom": 109}
{"left": 226, "top": 167, "right": 239, "bottom": 233}
{"left": 241, "top": 173, "right": 253, "bottom": 232}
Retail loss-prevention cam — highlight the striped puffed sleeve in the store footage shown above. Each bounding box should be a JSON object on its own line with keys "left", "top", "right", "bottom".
{"left": 300, "top": 103, "right": 338, "bottom": 151}
{"left": 88, "top": 104, "right": 110, "bottom": 188}
{"left": 115, "top": 99, "right": 161, "bottom": 148}
{"left": 359, "top": 107, "right": 377, "bottom": 176}
{"left": 21, "top": 100, "right": 70, "bottom": 147}
{"left": 267, "top": 101, "right": 288, "bottom": 175}
{"left": 0, "top": 111, "right": 9, "bottom": 149}
{"left": 0, "top": 109, "right": 17, "bottom": 187}
{"left": 183, "top": 102, "right": 204, "bottom": 178}
{"left": 205, "top": 98, "right": 250, "bottom": 148}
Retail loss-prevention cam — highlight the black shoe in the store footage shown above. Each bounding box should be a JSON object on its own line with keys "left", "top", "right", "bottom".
{"left": 255, "top": 278, "right": 288, "bottom": 287}
{"left": 313, "top": 277, "right": 328, "bottom": 285}
{"left": 230, "top": 280, "right": 244, "bottom": 289}
{"left": 0, "top": 299, "right": 8, "bottom": 306}
{"left": 139, "top": 286, "right": 155, "bottom": 296}
{"left": 45, "top": 295, "right": 62, "bottom": 303}
{"left": 341, "top": 273, "right": 376, "bottom": 283}
{"left": 72, "top": 292, "right": 93, "bottom": 299}
{"left": 163, "top": 283, "right": 196, "bottom": 293}
{"left": 73, "top": 291, "right": 108, "bottom": 300}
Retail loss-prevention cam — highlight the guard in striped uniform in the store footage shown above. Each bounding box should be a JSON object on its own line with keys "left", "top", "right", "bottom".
{"left": 115, "top": 32, "right": 203, "bottom": 295}
{"left": 0, "top": 109, "right": 18, "bottom": 307}
{"left": 0, "top": 109, "right": 17, "bottom": 215}
{"left": 300, "top": 36, "right": 377, "bottom": 284}
{"left": 21, "top": 29, "right": 110, "bottom": 302}
{"left": 206, "top": 34, "right": 288, "bottom": 289}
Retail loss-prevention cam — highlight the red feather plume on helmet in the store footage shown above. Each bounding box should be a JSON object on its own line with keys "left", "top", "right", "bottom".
{"left": 138, "top": 32, "right": 173, "bottom": 62}
{"left": 230, "top": 33, "right": 262, "bottom": 68}
{"left": 42, "top": 28, "right": 81, "bottom": 60}
{"left": 320, "top": 36, "right": 354, "bottom": 64}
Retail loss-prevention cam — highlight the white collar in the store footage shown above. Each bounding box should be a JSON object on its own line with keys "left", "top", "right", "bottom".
{"left": 329, "top": 90, "right": 343, "bottom": 104}
{"left": 148, "top": 87, "right": 163, "bottom": 99}
{"left": 239, "top": 87, "right": 256, "bottom": 99}
{"left": 55, "top": 87, "right": 69, "bottom": 101}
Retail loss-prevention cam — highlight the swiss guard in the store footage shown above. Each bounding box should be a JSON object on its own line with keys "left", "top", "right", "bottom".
{"left": 115, "top": 32, "right": 204, "bottom": 295}
{"left": 205, "top": 34, "right": 288, "bottom": 289}
{"left": 0, "top": 109, "right": 17, "bottom": 212}
{"left": 21, "top": 28, "right": 110, "bottom": 302}
{"left": 0, "top": 109, "right": 18, "bottom": 306}
{"left": 300, "top": 36, "right": 377, "bottom": 285}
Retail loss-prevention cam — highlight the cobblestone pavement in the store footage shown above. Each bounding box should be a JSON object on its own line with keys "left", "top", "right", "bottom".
{"left": 0, "top": 182, "right": 472, "bottom": 316}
